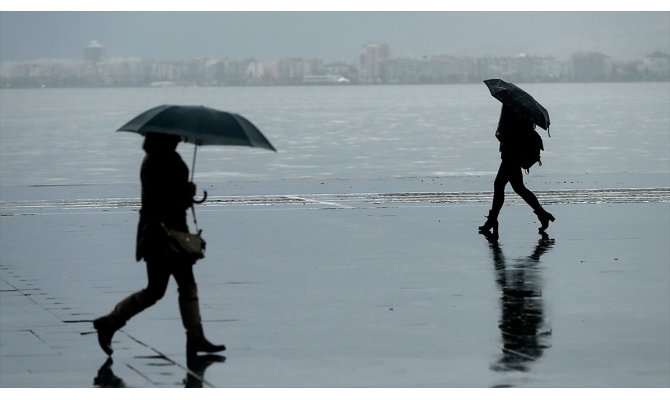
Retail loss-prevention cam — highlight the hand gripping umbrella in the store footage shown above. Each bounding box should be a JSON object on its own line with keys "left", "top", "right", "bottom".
{"left": 484, "top": 79, "right": 551, "bottom": 134}
{"left": 118, "top": 104, "right": 277, "bottom": 202}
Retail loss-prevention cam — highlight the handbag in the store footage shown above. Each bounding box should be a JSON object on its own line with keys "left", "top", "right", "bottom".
{"left": 160, "top": 202, "right": 207, "bottom": 261}
{"left": 161, "top": 223, "right": 206, "bottom": 261}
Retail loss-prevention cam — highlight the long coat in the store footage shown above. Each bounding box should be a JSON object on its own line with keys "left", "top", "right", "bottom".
{"left": 135, "top": 150, "right": 193, "bottom": 262}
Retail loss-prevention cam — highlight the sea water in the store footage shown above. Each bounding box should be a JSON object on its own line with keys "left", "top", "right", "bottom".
{"left": 0, "top": 82, "right": 668, "bottom": 188}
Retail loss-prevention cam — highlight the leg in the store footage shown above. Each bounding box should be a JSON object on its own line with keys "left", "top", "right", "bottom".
{"left": 507, "top": 164, "right": 542, "bottom": 212}
{"left": 480, "top": 162, "right": 508, "bottom": 238}
{"left": 109, "top": 261, "right": 170, "bottom": 322}
{"left": 507, "top": 165, "right": 555, "bottom": 232}
{"left": 491, "top": 162, "right": 510, "bottom": 217}
{"left": 173, "top": 262, "right": 200, "bottom": 332}
{"left": 172, "top": 261, "right": 226, "bottom": 357}
{"left": 93, "top": 261, "right": 170, "bottom": 355}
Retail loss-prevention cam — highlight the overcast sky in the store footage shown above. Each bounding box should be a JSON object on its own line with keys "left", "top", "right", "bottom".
{"left": 1, "top": 12, "right": 668, "bottom": 63}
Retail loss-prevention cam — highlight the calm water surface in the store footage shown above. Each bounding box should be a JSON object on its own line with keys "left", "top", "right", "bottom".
{"left": 1, "top": 83, "right": 668, "bottom": 187}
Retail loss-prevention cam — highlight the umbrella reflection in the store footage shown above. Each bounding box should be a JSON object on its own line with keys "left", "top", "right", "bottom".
{"left": 483, "top": 232, "right": 554, "bottom": 373}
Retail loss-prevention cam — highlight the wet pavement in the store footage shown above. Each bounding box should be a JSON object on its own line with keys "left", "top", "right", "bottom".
{"left": 1, "top": 175, "right": 669, "bottom": 387}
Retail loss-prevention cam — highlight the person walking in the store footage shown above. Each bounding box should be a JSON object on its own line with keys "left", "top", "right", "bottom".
{"left": 479, "top": 105, "right": 555, "bottom": 239}
{"left": 93, "top": 132, "right": 225, "bottom": 358}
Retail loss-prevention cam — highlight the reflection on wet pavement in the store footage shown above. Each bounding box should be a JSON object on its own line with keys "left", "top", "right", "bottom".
{"left": 92, "top": 354, "right": 225, "bottom": 388}
{"left": 93, "top": 358, "right": 125, "bottom": 388}
{"left": 184, "top": 355, "right": 226, "bottom": 388}
{"left": 1, "top": 179, "right": 668, "bottom": 387}
{"left": 484, "top": 232, "right": 554, "bottom": 379}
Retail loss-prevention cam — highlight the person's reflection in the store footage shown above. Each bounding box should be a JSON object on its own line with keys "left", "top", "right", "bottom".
{"left": 482, "top": 231, "right": 554, "bottom": 373}
{"left": 93, "top": 358, "right": 126, "bottom": 388}
{"left": 92, "top": 354, "right": 225, "bottom": 388}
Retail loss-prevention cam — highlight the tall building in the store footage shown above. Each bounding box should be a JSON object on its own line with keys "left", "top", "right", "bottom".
{"left": 359, "top": 43, "right": 389, "bottom": 83}
{"left": 84, "top": 40, "right": 104, "bottom": 63}
{"left": 570, "top": 52, "right": 610, "bottom": 82}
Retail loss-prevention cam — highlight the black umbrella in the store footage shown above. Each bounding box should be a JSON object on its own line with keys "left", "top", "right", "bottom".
{"left": 118, "top": 104, "right": 276, "bottom": 181}
{"left": 118, "top": 104, "right": 276, "bottom": 149}
{"left": 484, "top": 79, "right": 550, "bottom": 132}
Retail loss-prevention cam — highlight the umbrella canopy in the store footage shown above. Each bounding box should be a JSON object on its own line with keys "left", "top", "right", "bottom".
{"left": 484, "top": 79, "right": 550, "bottom": 131}
{"left": 117, "top": 104, "right": 277, "bottom": 151}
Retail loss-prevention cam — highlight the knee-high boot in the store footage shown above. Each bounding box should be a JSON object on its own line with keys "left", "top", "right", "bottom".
{"left": 179, "top": 286, "right": 226, "bottom": 357}
{"left": 93, "top": 289, "right": 160, "bottom": 356}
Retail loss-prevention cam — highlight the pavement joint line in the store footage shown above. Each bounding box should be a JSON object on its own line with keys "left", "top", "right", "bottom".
{"left": 1, "top": 272, "right": 66, "bottom": 324}
{"left": 125, "top": 362, "right": 158, "bottom": 386}
{"left": 121, "top": 331, "right": 215, "bottom": 388}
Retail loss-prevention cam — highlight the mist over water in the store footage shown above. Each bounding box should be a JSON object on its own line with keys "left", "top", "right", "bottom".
{"left": 1, "top": 82, "right": 668, "bottom": 187}
{"left": 2, "top": 12, "right": 668, "bottom": 63}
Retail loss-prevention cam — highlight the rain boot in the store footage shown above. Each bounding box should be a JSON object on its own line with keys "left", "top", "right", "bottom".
{"left": 534, "top": 210, "right": 555, "bottom": 233}
{"left": 93, "top": 315, "right": 125, "bottom": 356}
{"left": 478, "top": 210, "right": 499, "bottom": 239}
{"left": 186, "top": 325, "right": 227, "bottom": 357}
{"left": 179, "top": 286, "right": 226, "bottom": 357}
{"left": 93, "top": 289, "right": 158, "bottom": 356}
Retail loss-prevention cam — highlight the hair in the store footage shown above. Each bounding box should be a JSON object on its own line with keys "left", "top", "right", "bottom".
{"left": 142, "top": 132, "right": 181, "bottom": 154}
{"left": 497, "top": 105, "right": 535, "bottom": 135}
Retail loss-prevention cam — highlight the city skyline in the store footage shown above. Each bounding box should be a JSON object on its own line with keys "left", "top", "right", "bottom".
{"left": 2, "top": 40, "right": 667, "bottom": 88}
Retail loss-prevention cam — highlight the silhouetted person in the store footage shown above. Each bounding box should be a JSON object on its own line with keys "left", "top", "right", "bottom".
{"left": 479, "top": 106, "right": 555, "bottom": 239}
{"left": 484, "top": 232, "right": 554, "bottom": 373}
{"left": 93, "top": 132, "right": 225, "bottom": 359}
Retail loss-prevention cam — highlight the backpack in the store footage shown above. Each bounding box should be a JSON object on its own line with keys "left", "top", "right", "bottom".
{"left": 519, "top": 129, "right": 544, "bottom": 172}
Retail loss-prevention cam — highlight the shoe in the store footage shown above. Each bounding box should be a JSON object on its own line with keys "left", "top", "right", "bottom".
{"left": 93, "top": 316, "right": 124, "bottom": 356}
{"left": 187, "top": 324, "right": 226, "bottom": 357}
{"left": 535, "top": 210, "right": 555, "bottom": 232}
{"left": 478, "top": 210, "right": 499, "bottom": 239}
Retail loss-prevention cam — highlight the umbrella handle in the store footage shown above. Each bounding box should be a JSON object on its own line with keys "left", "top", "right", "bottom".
{"left": 193, "top": 190, "right": 208, "bottom": 204}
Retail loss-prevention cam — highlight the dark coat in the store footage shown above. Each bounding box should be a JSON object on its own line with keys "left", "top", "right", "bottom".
{"left": 135, "top": 149, "right": 193, "bottom": 262}
{"left": 497, "top": 128, "right": 530, "bottom": 163}
{"left": 496, "top": 106, "right": 536, "bottom": 164}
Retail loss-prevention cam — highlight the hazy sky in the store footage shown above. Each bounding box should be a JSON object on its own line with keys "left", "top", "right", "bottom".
{"left": 1, "top": 12, "right": 668, "bottom": 63}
